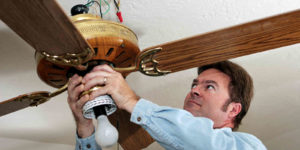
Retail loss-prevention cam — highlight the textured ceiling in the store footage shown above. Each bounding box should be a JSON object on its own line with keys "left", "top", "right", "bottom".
{"left": 0, "top": 0, "right": 299, "bottom": 150}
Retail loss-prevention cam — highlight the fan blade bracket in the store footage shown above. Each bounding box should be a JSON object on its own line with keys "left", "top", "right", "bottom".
{"left": 138, "top": 47, "right": 171, "bottom": 76}
{"left": 21, "top": 81, "right": 67, "bottom": 106}
{"left": 27, "top": 92, "right": 51, "bottom": 107}
{"left": 40, "top": 47, "right": 94, "bottom": 67}
{"left": 0, "top": 83, "right": 68, "bottom": 117}
{"left": 16, "top": 82, "right": 67, "bottom": 107}
{"left": 14, "top": 92, "right": 51, "bottom": 107}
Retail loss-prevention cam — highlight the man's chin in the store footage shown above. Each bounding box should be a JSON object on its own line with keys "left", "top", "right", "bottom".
{"left": 184, "top": 107, "right": 197, "bottom": 116}
{"left": 184, "top": 105, "right": 204, "bottom": 117}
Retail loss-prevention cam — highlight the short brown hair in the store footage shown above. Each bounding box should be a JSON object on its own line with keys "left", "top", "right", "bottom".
{"left": 198, "top": 61, "right": 253, "bottom": 130}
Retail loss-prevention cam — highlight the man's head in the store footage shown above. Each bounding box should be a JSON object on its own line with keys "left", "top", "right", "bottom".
{"left": 183, "top": 61, "right": 253, "bottom": 130}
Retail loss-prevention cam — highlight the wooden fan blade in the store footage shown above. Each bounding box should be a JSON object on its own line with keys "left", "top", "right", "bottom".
{"left": 0, "top": 0, "right": 91, "bottom": 55}
{"left": 141, "top": 9, "right": 300, "bottom": 73}
{"left": 0, "top": 91, "right": 50, "bottom": 117}
{"left": 109, "top": 110, "right": 154, "bottom": 150}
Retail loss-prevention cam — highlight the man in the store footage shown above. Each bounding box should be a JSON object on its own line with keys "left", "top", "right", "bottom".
{"left": 67, "top": 61, "right": 267, "bottom": 150}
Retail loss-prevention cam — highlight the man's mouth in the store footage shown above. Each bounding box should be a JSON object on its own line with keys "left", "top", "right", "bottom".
{"left": 188, "top": 100, "right": 202, "bottom": 107}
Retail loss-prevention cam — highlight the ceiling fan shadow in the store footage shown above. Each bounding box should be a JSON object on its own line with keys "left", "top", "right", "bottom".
{"left": 0, "top": 29, "right": 36, "bottom": 75}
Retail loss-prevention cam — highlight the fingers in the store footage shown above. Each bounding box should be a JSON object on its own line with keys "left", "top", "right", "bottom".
{"left": 92, "top": 64, "right": 116, "bottom": 73}
{"left": 76, "top": 94, "right": 90, "bottom": 110}
{"left": 68, "top": 74, "right": 84, "bottom": 102}
{"left": 82, "top": 71, "right": 111, "bottom": 85}
{"left": 83, "top": 64, "right": 121, "bottom": 91}
{"left": 68, "top": 74, "right": 81, "bottom": 92}
{"left": 82, "top": 64, "right": 115, "bottom": 82}
{"left": 74, "top": 64, "right": 138, "bottom": 112}
{"left": 83, "top": 76, "right": 109, "bottom": 91}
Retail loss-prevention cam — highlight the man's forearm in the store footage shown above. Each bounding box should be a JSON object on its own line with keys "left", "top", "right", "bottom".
{"left": 122, "top": 98, "right": 138, "bottom": 113}
{"left": 77, "top": 123, "right": 95, "bottom": 138}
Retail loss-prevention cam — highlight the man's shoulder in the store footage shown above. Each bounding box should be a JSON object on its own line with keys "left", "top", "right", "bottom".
{"left": 233, "top": 131, "right": 267, "bottom": 150}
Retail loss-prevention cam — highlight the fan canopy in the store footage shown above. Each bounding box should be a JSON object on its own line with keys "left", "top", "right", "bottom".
{"left": 36, "top": 14, "right": 140, "bottom": 88}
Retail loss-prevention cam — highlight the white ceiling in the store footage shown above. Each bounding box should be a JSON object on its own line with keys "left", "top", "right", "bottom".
{"left": 0, "top": 0, "right": 299, "bottom": 150}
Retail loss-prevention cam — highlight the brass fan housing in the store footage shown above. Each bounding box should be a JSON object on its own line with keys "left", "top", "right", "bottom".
{"left": 36, "top": 14, "right": 140, "bottom": 88}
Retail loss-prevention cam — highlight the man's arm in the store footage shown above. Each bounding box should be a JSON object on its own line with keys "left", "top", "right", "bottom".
{"left": 68, "top": 75, "right": 101, "bottom": 150}
{"left": 80, "top": 65, "right": 266, "bottom": 150}
{"left": 68, "top": 74, "right": 94, "bottom": 138}
{"left": 67, "top": 65, "right": 138, "bottom": 150}
{"left": 130, "top": 99, "right": 267, "bottom": 150}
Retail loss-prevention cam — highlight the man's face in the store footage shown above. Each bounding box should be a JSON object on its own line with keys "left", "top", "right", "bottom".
{"left": 183, "top": 68, "right": 231, "bottom": 128}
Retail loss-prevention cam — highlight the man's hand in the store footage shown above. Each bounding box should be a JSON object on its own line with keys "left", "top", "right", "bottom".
{"left": 67, "top": 74, "right": 94, "bottom": 138}
{"left": 82, "top": 64, "right": 139, "bottom": 113}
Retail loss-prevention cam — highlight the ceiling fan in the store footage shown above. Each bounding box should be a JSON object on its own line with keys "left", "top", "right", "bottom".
{"left": 0, "top": 0, "right": 299, "bottom": 149}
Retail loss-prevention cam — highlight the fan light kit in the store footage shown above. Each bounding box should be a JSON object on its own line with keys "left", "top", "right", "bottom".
{"left": 80, "top": 86, "right": 118, "bottom": 147}
{"left": 81, "top": 90, "right": 118, "bottom": 147}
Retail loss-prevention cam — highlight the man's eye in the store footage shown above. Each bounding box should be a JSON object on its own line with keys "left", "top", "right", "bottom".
{"left": 206, "top": 85, "right": 215, "bottom": 90}
{"left": 191, "top": 84, "right": 197, "bottom": 89}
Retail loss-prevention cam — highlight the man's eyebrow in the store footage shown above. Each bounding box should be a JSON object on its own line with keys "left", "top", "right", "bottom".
{"left": 192, "top": 79, "right": 198, "bottom": 83}
{"left": 193, "top": 79, "right": 219, "bottom": 87}
{"left": 202, "top": 80, "right": 219, "bottom": 87}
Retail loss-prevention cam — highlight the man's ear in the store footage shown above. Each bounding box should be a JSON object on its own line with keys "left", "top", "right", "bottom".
{"left": 227, "top": 102, "right": 242, "bottom": 119}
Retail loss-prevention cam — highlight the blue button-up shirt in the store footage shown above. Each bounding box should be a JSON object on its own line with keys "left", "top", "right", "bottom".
{"left": 76, "top": 99, "right": 267, "bottom": 150}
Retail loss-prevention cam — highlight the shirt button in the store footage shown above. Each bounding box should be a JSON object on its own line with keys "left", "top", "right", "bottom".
{"left": 86, "top": 144, "right": 91, "bottom": 149}
{"left": 137, "top": 117, "right": 142, "bottom": 122}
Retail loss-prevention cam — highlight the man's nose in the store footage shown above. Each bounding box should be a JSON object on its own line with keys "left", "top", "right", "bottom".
{"left": 191, "top": 86, "right": 200, "bottom": 97}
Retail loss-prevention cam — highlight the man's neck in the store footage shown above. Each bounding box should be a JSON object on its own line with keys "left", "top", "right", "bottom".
{"left": 213, "top": 121, "right": 234, "bottom": 129}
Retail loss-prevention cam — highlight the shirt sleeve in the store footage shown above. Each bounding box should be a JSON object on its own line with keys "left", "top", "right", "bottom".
{"left": 75, "top": 132, "right": 102, "bottom": 150}
{"left": 130, "top": 99, "right": 267, "bottom": 150}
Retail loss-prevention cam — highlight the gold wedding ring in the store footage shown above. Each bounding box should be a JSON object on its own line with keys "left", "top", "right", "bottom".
{"left": 103, "top": 77, "right": 107, "bottom": 85}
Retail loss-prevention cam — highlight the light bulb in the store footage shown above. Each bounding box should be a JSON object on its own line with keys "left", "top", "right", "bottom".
{"left": 95, "top": 115, "right": 119, "bottom": 148}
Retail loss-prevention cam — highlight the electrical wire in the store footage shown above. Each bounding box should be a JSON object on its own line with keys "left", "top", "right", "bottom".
{"left": 113, "top": 0, "right": 119, "bottom": 10}
{"left": 85, "top": 0, "right": 102, "bottom": 17}
{"left": 85, "top": 0, "right": 120, "bottom": 22}
{"left": 99, "top": 0, "right": 102, "bottom": 17}
{"left": 101, "top": 0, "right": 111, "bottom": 16}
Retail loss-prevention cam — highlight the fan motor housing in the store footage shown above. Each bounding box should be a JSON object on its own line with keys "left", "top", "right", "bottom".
{"left": 36, "top": 14, "right": 140, "bottom": 88}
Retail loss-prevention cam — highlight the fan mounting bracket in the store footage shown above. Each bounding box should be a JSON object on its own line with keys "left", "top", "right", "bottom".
{"left": 41, "top": 47, "right": 94, "bottom": 67}
{"left": 139, "top": 47, "right": 171, "bottom": 76}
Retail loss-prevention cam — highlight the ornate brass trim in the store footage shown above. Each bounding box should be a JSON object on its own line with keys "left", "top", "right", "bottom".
{"left": 28, "top": 92, "right": 51, "bottom": 107}
{"left": 14, "top": 92, "right": 50, "bottom": 107}
{"left": 114, "top": 66, "right": 137, "bottom": 73}
{"left": 15, "top": 82, "right": 69, "bottom": 107}
{"left": 138, "top": 48, "right": 171, "bottom": 76}
{"left": 49, "top": 82, "right": 69, "bottom": 98}
{"left": 41, "top": 47, "right": 94, "bottom": 67}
